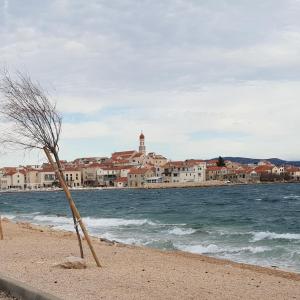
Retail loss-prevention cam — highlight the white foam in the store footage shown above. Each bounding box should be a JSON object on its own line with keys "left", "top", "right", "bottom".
{"left": 2, "top": 214, "right": 16, "bottom": 220}
{"left": 176, "top": 244, "right": 271, "bottom": 255}
{"left": 167, "top": 227, "right": 196, "bottom": 236}
{"left": 33, "top": 215, "right": 73, "bottom": 224}
{"left": 33, "top": 215, "right": 156, "bottom": 228}
{"left": 176, "top": 244, "right": 220, "bottom": 254}
{"left": 233, "top": 246, "right": 271, "bottom": 254}
{"left": 83, "top": 217, "right": 156, "bottom": 227}
{"left": 100, "top": 232, "right": 143, "bottom": 245}
{"left": 251, "top": 231, "right": 300, "bottom": 242}
{"left": 283, "top": 195, "right": 300, "bottom": 199}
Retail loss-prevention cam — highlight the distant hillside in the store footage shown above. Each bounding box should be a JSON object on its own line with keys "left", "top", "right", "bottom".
{"left": 214, "top": 157, "right": 300, "bottom": 167}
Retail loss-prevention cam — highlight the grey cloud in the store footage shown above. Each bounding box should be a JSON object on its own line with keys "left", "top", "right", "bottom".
{"left": 1, "top": 0, "right": 300, "bottom": 163}
{"left": 1, "top": 0, "right": 300, "bottom": 93}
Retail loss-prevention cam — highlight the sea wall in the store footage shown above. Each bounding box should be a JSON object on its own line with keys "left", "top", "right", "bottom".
{"left": 144, "top": 180, "right": 229, "bottom": 189}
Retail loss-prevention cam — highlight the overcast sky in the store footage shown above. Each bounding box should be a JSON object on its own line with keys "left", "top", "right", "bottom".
{"left": 1, "top": 0, "right": 300, "bottom": 166}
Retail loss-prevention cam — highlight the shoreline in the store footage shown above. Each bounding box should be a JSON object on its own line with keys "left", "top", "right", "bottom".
{"left": 0, "top": 181, "right": 299, "bottom": 194}
{"left": 0, "top": 219, "right": 299, "bottom": 299}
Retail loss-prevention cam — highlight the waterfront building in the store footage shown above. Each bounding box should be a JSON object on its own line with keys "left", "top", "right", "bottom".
{"left": 62, "top": 167, "right": 81, "bottom": 187}
{"left": 1, "top": 169, "right": 26, "bottom": 189}
{"left": 81, "top": 163, "right": 103, "bottom": 186}
{"left": 285, "top": 167, "right": 300, "bottom": 181}
{"left": 254, "top": 165, "right": 273, "bottom": 175}
{"left": 96, "top": 166, "right": 120, "bottom": 186}
{"left": 114, "top": 177, "right": 128, "bottom": 188}
{"left": 38, "top": 167, "right": 56, "bottom": 187}
{"left": 163, "top": 161, "right": 207, "bottom": 183}
{"left": 235, "top": 168, "right": 260, "bottom": 183}
{"left": 206, "top": 166, "right": 228, "bottom": 181}
{"left": 127, "top": 167, "right": 155, "bottom": 187}
{"left": 25, "top": 168, "right": 41, "bottom": 189}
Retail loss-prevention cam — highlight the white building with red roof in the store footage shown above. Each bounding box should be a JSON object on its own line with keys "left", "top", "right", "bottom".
{"left": 0, "top": 169, "right": 26, "bottom": 190}
{"left": 163, "top": 160, "right": 206, "bottom": 183}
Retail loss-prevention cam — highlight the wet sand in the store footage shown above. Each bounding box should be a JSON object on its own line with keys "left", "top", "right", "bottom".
{"left": 0, "top": 219, "right": 299, "bottom": 300}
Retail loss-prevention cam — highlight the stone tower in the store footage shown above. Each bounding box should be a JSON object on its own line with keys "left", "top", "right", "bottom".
{"left": 139, "top": 131, "right": 146, "bottom": 154}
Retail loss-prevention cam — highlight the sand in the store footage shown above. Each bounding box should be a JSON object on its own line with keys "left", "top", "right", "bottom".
{"left": 0, "top": 291, "right": 15, "bottom": 300}
{"left": 0, "top": 219, "right": 299, "bottom": 300}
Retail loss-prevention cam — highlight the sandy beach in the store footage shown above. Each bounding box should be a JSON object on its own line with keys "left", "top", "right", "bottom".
{"left": 0, "top": 219, "right": 299, "bottom": 300}
{"left": 0, "top": 291, "right": 14, "bottom": 300}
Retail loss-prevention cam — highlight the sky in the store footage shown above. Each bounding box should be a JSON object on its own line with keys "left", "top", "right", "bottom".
{"left": 0, "top": 0, "right": 300, "bottom": 166}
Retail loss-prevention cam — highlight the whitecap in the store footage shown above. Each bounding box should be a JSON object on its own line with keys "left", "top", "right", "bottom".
{"left": 176, "top": 244, "right": 220, "bottom": 254}
{"left": 230, "top": 246, "right": 271, "bottom": 254}
{"left": 251, "top": 231, "right": 300, "bottom": 242}
{"left": 167, "top": 227, "right": 196, "bottom": 236}
{"left": 175, "top": 244, "right": 271, "bottom": 255}
{"left": 83, "top": 217, "right": 157, "bottom": 227}
{"left": 33, "top": 215, "right": 157, "bottom": 228}
{"left": 283, "top": 195, "right": 300, "bottom": 199}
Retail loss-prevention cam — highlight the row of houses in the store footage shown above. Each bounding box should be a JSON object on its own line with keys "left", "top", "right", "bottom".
{"left": 1, "top": 133, "right": 300, "bottom": 190}
{"left": 0, "top": 166, "right": 81, "bottom": 190}
{"left": 1, "top": 158, "right": 300, "bottom": 190}
{"left": 206, "top": 161, "right": 300, "bottom": 183}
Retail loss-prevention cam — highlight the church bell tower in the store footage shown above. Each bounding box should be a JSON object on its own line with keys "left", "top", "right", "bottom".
{"left": 139, "top": 131, "right": 146, "bottom": 154}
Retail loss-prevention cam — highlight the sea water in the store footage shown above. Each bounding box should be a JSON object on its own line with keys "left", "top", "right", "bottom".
{"left": 1, "top": 183, "right": 299, "bottom": 272}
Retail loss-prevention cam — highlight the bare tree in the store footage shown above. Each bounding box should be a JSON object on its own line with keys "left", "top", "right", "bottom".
{"left": 0, "top": 70, "right": 101, "bottom": 267}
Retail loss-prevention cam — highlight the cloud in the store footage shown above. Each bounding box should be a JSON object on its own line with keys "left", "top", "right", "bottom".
{"left": 0, "top": 0, "right": 300, "bottom": 165}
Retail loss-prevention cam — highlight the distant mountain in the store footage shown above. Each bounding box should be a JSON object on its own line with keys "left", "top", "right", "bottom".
{"left": 214, "top": 157, "right": 300, "bottom": 167}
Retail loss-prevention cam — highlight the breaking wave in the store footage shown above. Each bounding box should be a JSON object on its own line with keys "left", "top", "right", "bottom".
{"left": 33, "top": 215, "right": 157, "bottom": 228}
{"left": 251, "top": 231, "right": 300, "bottom": 242}
{"left": 167, "top": 227, "right": 197, "bottom": 236}
{"left": 176, "top": 244, "right": 271, "bottom": 255}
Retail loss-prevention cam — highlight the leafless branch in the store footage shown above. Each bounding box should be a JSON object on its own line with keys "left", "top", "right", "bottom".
{"left": 0, "top": 70, "right": 62, "bottom": 155}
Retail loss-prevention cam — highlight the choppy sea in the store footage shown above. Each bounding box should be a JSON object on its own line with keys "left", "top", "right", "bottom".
{"left": 1, "top": 183, "right": 299, "bottom": 272}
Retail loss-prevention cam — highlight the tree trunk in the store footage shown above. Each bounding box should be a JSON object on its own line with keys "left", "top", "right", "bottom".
{"left": 52, "top": 152, "right": 84, "bottom": 259}
{"left": 43, "top": 147, "right": 101, "bottom": 267}
{"left": 0, "top": 216, "right": 3, "bottom": 240}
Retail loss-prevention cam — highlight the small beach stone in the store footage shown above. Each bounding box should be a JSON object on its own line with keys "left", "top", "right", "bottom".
{"left": 58, "top": 256, "right": 87, "bottom": 269}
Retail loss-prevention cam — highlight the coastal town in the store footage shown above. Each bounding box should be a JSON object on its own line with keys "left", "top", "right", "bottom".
{"left": 0, "top": 132, "right": 300, "bottom": 191}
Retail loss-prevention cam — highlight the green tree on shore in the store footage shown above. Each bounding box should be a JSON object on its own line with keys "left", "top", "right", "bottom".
{"left": 217, "top": 156, "right": 226, "bottom": 167}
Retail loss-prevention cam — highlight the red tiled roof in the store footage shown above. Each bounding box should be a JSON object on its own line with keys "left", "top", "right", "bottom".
{"left": 207, "top": 166, "right": 227, "bottom": 171}
{"left": 128, "top": 168, "right": 152, "bottom": 175}
{"left": 113, "top": 159, "right": 131, "bottom": 163}
{"left": 206, "top": 159, "right": 219, "bottom": 164}
{"left": 5, "top": 170, "right": 26, "bottom": 176}
{"left": 63, "top": 167, "right": 80, "bottom": 172}
{"left": 112, "top": 150, "right": 136, "bottom": 158}
{"left": 286, "top": 167, "right": 300, "bottom": 172}
{"left": 164, "top": 161, "right": 185, "bottom": 168}
{"left": 185, "top": 159, "right": 205, "bottom": 164}
{"left": 39, "top": 167, "right": 55, "bottom": 172}
{"left": 115, "top": 177, "right": 128, "bottom": 182}
{"left": 254, "top": 166, "right": 273, "bottom": 173}
{"left": 132, "top": 153, "right": 144, "bottom": 158}
{"left": 83, "top": 163, "right": 104, "bottom": 168}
